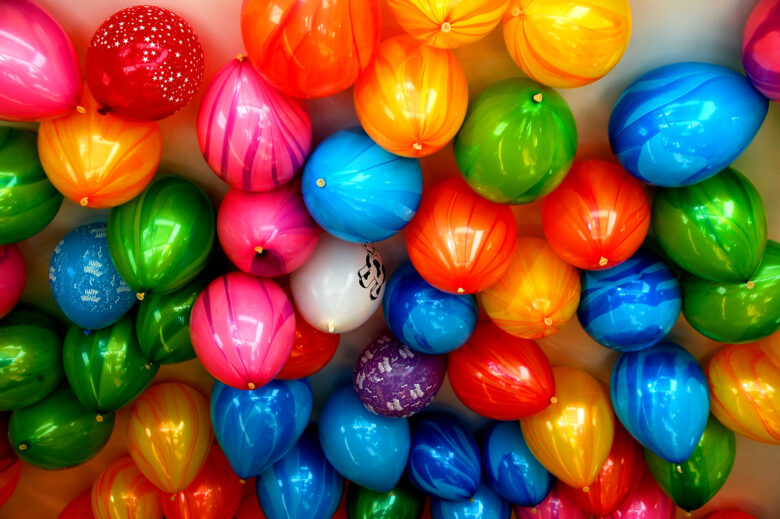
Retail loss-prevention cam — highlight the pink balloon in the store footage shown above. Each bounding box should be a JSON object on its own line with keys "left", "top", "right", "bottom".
{"left": 0, "top": 0, "right": 82, "bottom": 121}
{"left": 217, "top": 183, "right": 320, "bottom": 277}
{"left": 514, "top": 483, "right": 587, "bottom": 519}
{"left": 197, "top": 58, "right": 312, "bottom": 192}
{"left": 604, "top": 470, "right": 676, "bottom": 519}
{"left": 0, "top": 245, "right": 26, "bottom": 319}
{"left": 190, "top": 272, "right": 295, "bottom": 390}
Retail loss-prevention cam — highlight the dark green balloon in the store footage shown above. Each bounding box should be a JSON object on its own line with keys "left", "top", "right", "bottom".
{"left": 682, "top": 240, "right": 780, "bottom": 342}
{"left": 0, "top": 324, "right": 63, "bottom": 410}
{"left": 8, "top": 385, "right": 114, "bottom": 469}
{"left": 644, "top": 415, "right": 736, "bottom": 512}
{"left": 63, "top": 315, "right": 158, "bottom": 413}
{"left": 454, "top": 78, "right": 577, "bottom": 204}
{"left": 0, "top": 303, "right": 67, "bottom": 338}
{"left": 107, "top": 175, "right": 215, "bottom": 298}
{"left": 653, "top": 167, "right": 767, "bottom": 282}
{"left": 347, "top": 482, "right": 425, "bottom": 519}
{"left": 0, "top": 128, "right": 63, "bottom": 244}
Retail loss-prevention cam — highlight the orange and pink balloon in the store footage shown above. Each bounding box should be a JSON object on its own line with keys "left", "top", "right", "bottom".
{"left": 91, "top": 456, "right": 162, "bottom": 519}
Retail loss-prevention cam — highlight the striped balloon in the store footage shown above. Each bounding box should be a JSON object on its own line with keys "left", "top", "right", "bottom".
{"left": 197, "top": 58, "right": 311, "bottom": 192}
{"left": 603, "top": 469, "right": 675, "bottom": 519}
{"left": 514, "top": 483, "right": 587, "bottom": 519}
{"left": 743, "top": 0, "right": 780, "bottom": 101}
{"left": 759, "top": 331, "right": 780, "bottom": 368}
{"left": 57, "top": 491, "right": 93, "bottom": 519}
{"left": 91, "top": 456, "right": 162, "bottom": 519}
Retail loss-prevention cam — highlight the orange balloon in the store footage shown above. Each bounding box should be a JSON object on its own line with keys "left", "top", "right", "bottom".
{"left": 37, "top": 86, "right": 162, "bottom": 209}
{"left": 758, "top": 331, "right": 780, "bottom": 368}
{"left": 354, "top": 35, "right": 468, "bottom": 157}
{"left": 91, "top": 456, "right": 162, "bottom": 519}
{"left": 480, "top": 237, "right": 580, "bottom": 339}
{"left": 127, "top": 383, "right": 213, "bottom": 493}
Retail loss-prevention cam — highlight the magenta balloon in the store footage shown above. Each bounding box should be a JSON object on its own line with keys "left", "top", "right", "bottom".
{"left": 743, "top": 0, "right": 780, "bottom": 101}
{"left": 0, "top": 245, "right": 26, "bottom": 319}
{"left": 0, "top": 0, "right": 81, "bottom": 121}
{"left": 514, "top": 483, "right": 586, "bottom": 519}
{"left": 603, "top": 470, "right": 675, "bottom": 519}
{"left": 197, "top": 57, "right": 312, "bottom": 191}
{"left": 217, "top": 183, "right": 320, "bottom": 277}
{"left": 190, "top": 272, "right": 296, "bottom": 390}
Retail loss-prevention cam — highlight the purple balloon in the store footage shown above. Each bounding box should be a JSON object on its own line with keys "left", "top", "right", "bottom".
{"left": 353, "top": 334, "right": 447, "bottom": 418}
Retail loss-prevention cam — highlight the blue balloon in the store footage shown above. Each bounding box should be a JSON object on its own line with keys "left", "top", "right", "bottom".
{"left": 211, "top": 378, "right": 312, "bottom": 478}
{"left": 578, "top": 249, "right": 681, "bottom": 352}
{"left": 49, "top": 222, "right": 135, "bottom": 330}
{"left": 609, "top": 62, "right": 767, "bottom": 187}
{"left": 431, "top": 482, "right": 511, "bottom": 519}
{"left": 257, "top": 429, "right": 344, "bottom": 519}
{"left": 318, "top": 385, "right": 410, "bottom": 492}
{"left": 302, "top": 127, "right": 423, "bottom": 243}
{"left": 408, "top": 412, "right": 481, "bottom": 501}
{"left": 610, "top": 341, "right": 710, "bottom": 463}
{"left": 383, "top": 262, "right": 478, "bottom": 354}
{"left": 482, "top": 421, "right": 552, "bottom": 507}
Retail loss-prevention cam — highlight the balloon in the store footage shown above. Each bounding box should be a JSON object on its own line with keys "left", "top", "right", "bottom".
{"left": 37, "top": 87, "right": 162, "bottom": 208}
{"left": 354, "top": 35, "right": 468, "bottom": 158}
{"left": 91, "top": 456, "right": 162, "bottom": 519}
{"left": 58, "top": 491, "right": 94, "bottom": 519}
{"left": 277, "top": 305, "right": 341, "bottom": 379}
{"left": 127, "top": 382, "right": 213, "bottom": 492}
{"left": 405, "top": 178, "right": 517, "bottom": 294}
{"left": 0, "top": 0, "right": 81, "bottom": 121}
{"left": 0, "top": 324, "right": 62, "bottom": 410}
{"left": 706, "top": 343, "right": 780, "bottom": 444}
{"left": 8, "top": 385, "right": 114, "bottom": 469}
{"left": 0, "top": 128, "right": 63, "bottom": 244}
{"left": 706, "top": 512, "right": 758, "bottom": 519}
{"left": 759, "top": 331, "right": 780, "bottom": 368}
{"left": 211, "top": 379, "right": 312, "bottom": 479}
{"left": 107, "top": 176, "right": 215, "bottom": 298}
{"left": 513, "top": 483, "right": 586, "bottom": 519}
{"left": 652, "top": 167, "right": 767, "bottom": 283}
{"left": 602, "top": 469, "right": 675, "bottom": 519}
{"left": 610, "top": 341, "right": 709, "bottom": 463}
{"left": 0, "top": 302, "right": 66, "bottom": 337}
{"left": 0, "top": 245, "right": 25, "bottom": 319}
{"left": 480, "top": 237, "right": 580, "bottom": 339}
{"left": 520, "top": 366, "right": 615, "bottom": 490}
{"left": 319, "top": 385, "right": 410, "bottom": 492}
{"left": 291, "top": 235, "right": 386, "bottom": 333}
{"left": 682, "top": 240, "right": 780, "bottom": 343}
{"left": 431, "top": 482, "right": 510, "bottom": 519}
{"left": 302, "top": 127, "right": 423, "bottom": 243}
{"left": 0, "top": 414, "right": 21, "bottom": 507}
{"left": 235, "top": 495, "right": 267, "bottom": 519}
{"left": 577, "top": 249, "right": 681, "bottom": 351}
{"left": 197, "top": 57, "right": 311, "bottom": 192}
{"left": 408, "top": 412, "right": 481, "bottom": 500}
{"left": 448, "top": 323, "right": 554, "bottom": 419}
{"left": 608, "top": 62, "right": 768, "bottom": 187}
{"left": 50, "top": 222, "right": 136, "bottom": 330}
{"left": 743, "top": 0, "right": 780, "bottom": 101}
{"left": 644, "top": 415, "right": 736, "bottom": 512}
{"left": 541, "top": 160, "right": 650, "bottom": 270}
{"left": 346, "top": 481, "right": 425, "bottom": 519}
{"left": 353, "top": 334, "right": 447, "bottom": 418}
{"left": 454, "top": 78, "right": 577, "bottom": 204}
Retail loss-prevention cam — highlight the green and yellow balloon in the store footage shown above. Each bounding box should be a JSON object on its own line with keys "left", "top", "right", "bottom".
{"left": 0, "top": 324, "right": 62, "bottom": 411}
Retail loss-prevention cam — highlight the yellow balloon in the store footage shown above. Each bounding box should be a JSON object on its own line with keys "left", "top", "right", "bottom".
{"left": 758, "top": 331, "right": 780, "bottom": 368}
{"left": 520, "top": 366, "right": 614, "bottom": 489}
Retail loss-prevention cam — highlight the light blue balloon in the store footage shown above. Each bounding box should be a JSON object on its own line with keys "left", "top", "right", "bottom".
{"left": 482, "top": 421, "right": 552, "bottom": 507}
{"left": 302, "top": 127, "right": 423, "bottom": 243}
{"left": 610, "top": 341, "right": 710, "bottom": 463}
{"left": 210, "top": 378, "right": 312, "bottom": 479}
{"left": 49, "top": 222, "right": 135, "bottom": 330}
{"left": 318, "top": 385, "right": 410, "bottom": 492}
{"left": 431, "top": 483, "right": 511, "bottom": 519}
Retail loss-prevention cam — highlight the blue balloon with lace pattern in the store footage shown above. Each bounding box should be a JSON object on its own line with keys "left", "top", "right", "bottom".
{"left": 431, "top": 482, "right": 511, "bottom": 519}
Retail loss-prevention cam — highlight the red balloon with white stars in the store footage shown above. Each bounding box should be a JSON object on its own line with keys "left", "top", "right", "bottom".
{"left": 85, "top": 5, "right": 204, "bottom": 121}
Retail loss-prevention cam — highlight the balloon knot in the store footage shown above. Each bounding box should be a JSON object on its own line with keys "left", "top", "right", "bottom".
{"left": 254, "top": 246, "right": 264, "bottom": 255}
{"left": 510, "top": 7, "right": 522, "bottom": 17}
{"left": 236, "top": 54, "right": 246, "bottom": 62}
{"left": 550, "top": 396, "right": 558, "bottom": 404}
{"left": 598, "top": 256, "right": 608, "bottom": 266}
{"left": 543, "top": 317, "right": 553, "bottom": 326}
{"left": 582, "top": 486, "right": 590, "bottom": 493}
{"left": 136, "top": 292, "right": 145, "bottom": 301}
{"left": 746, "top": 280, "right": 755, "bottom": 289}
{"left": 79, "top": 197, "right": 89, "bottom": 207}
{"left": 531, "top": 508, "right": 538, "bottom": 514}
{"left": 316, "top": 178, "right": 326, "bottom": 188}
{"left": 75, "top": 105, "right": 86, "bottom": 114}
{"left": 327, "top": 322, "right": 336, "bottom": 333}
{"left": 412, "top": 142, "right": 423, "bottom": 151}
{"left": 17, "top": 444, "right": 28, "bottom": 451}
{"left": 456, "top": 288, "right": 465, "bottom": 293}
{"left": 441, "top": 22, "right": 452, "bottom": 33}
{"left": 239, "top": 478, "right": 246, "bottom": 484}
{"left": 532, "top": 92, "right": 543, "bottom": 103}
{"left": 144, "top": 363, "right": 152, "bottom": 370}
{"left": 95, "top": 414, "right": 104, "bottom": 423}
{"left": 248, "top": 382, "right": 256, "bottom": 390}
{"left": 169, "top": 494, "right": 177, "bottom": 501}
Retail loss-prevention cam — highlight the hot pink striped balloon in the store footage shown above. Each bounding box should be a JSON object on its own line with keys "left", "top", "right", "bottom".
{"left": 197, "top": 58, "right": 312, "bottom": 192}
{"left": 91, "top": 456, "right": 162, "bottom": 519}
{"left": 603, "top": 470, "right": 676, "bottom": 519}
{"left": 514, "top": 483, "right": 587, "bottom": 519}
{"left": 0, "top": 245, "right": 26, "bottom": 320}
{"left": 190, "top": 272, "right": 296, "bottom": 390}
{"left": 218, "top": 183, "right": 320, "bottom": 277}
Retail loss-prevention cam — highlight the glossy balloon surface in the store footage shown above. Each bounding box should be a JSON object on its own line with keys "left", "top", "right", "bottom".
{"left": 431, "top": 482, "right": 510, "bottom": 519}
{"left": 277, "top": 306, "right": 341, "bottom": 379}
{"left": 759, "top": 331, "right": 780, "bottom": 368}
{"left": 743, "top": 0, "right": 780, "bottom": 101}
{"left": 513, "top": 483, "right": 586, "bottom": 519}
{"left": 0, "top": 303, "right": 66, "bottom": 337}
{"left": 0, "top": 414, "right": 20, "bottom": 508}
{"left": 706, "top": 512, "right": 758, "bottom": 519}
{"left": 0, "top": 325, "right": 62, "bottom": 411}
{"left": 0, "top": 245, "right": 25, "bottom": 320}
{"left": 57, "top": 491, "right": 93, "bottom": 519}
{"left": 91, "top": 456, "right": 162, "bottom": 519}
{"left": 346, "top": 482, "right": 425, "bottom": 519}
{"left": 602, "top": 469, "right": 675, "bottom": 519}
{"left": 235, "top": 495, "right": 267, "bottom": 519}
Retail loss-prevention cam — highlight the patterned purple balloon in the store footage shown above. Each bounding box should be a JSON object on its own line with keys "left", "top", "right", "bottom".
{"left": 353, "top": 334, "right": 447, "bottom": 418}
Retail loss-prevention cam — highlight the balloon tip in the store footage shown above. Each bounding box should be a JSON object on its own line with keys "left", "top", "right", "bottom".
{"left": 412, "top": 141, "right": 423, "bottom": 151}
{"left": 236, "top": 54, "right": 246, "bottom": 62}
{"left": 550, "top": 396, "right": 558, "bottom": 404}
{"left": 136, "top": 292, "right": 145, "bottom": 301}
{"left": 543, "top": 317, "right": 553, "bottom": 326}
{"left": 582, "top": 486, "right": 590, "bottom": 493}
{"left": 76, "top": 105, "right": 86, "bottom": 114}
{"left": 531, "top": 508, "right": 537, "bottom": 514}
{"left": 456, "top": 287, "right": 465, "bottom": 293}
{"left": 746, "top": 280, "right": 755, "bottom": 289}
{"left": 239, "top": 478, "right": 246, "bottom": 484}
{"left": 17, "top": 443, "right": 27, "bottom": 452}
{"left": 441, "top": 21, "right": 452, "bottom": 33}
{"left": 144, "top": 363, "right": 152, "bottom": 370}
{"left": 248, "top": 382, "right": 256, "bottom": 390}
{"left": 510, "top": 6, "right": 522, "bottom": 17}
{"left": 532, "top": 92, "right": 543, "bottom": 103}
{"left": 316, "top": 178, "right": 326, "bottom": 188}
{"left": 79, "top": 197, "right": 89, "bottom": 207}
{"left": 254, "top": 246, "right": 264, "bottom": 255}
{"left": 598, "top": 256, "right": 608, "bottom": 266}
{"left": 95, "top": 414, "right": 104, "bottom": 423}
{"left": 169, "top": 494, "right": 177, "bottom": 501}
{"left": 685, "top": 513, "right": 691, "bottom": 518}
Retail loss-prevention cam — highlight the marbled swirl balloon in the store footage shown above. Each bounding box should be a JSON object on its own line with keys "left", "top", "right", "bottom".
{"left": 91, "top": 456, "right": 162, "bottom": 519}
{"left": 743, "top": 0, "right": 780, "bottom": 101}
{"left": 513, "top": 483, "right": 586, "bottom": 519}
{"left": 431, "top": 482, "right": 511, "bottom": 519}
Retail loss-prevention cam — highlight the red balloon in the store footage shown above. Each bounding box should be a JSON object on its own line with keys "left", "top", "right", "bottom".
{"left": 331, "top": 483, "right": 348, "bottom": 519}
{"left": 705, "top": 512, "right": 758, "bottom": 519}
{"left": 234, "top": 494, "right": 266, "bottom": 519}
{"left": 58, "top": 492, "right": 94, "bottom": 519}
{"left": 277, "top": 306, "right": 341, "bottom": 379}
{"left": 85, "top": 5, "right": 204, "bottom": 121}
{"left": 447, "top": 322, "right": 555, "bottom": 420}
{"left": 603, "top": 469, "right": 674, "bottom": 519}
{"left": 0, "top": 414, "right": 20, "bottom": 508}
{"left": 515, "top": 483, "right": 587, "bottom": 519}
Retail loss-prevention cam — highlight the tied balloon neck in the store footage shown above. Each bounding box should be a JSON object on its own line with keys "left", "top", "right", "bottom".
{"left": 17, "top": 443, "right": 28, "bottom": 452}
{"left": 79, "top": 197, "right": 89, "bottom": 207}
{"left": 532, "top": 92, "right": 543, "bottom": 103}
{"left": 441, "top": 22, "right": 452, "bottom": 33}
{"left": 75, "top": 105, "right": 86, "bottom": 114}
{"left": 248, "top": 382, "right": 256, "bottom": 390}
{"left": 95, "top": 414, "right": 104, "bottom": 423}
{"left": 598, "top": 256, "right": 608, "bottom": 267}
{"left": 582, "top": 486, "right": 589, "bottom": 493}
{"left": 543, "top": 317, "right": 553, "bottom": 326}
{"left": 236, "top": 53, "right": 246, "bottom": 62}
{"left": 316, "top": 178, "right": 326, "bottom": 188}
{"left": 550, "top": 396, "right": 558, "bottom": 404}
{"left": 254, "top": 246, "right": 264, "bottom": 255}
{"left": 510, "top": 6, "right": 523, "bottom": 17}
{"left": 746, "top": 280, "right": 755, "bottom": 289}
{"left": 136, "top": 292, "right": 145, "bottom": 301}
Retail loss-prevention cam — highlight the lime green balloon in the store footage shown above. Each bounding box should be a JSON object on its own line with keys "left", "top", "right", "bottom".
{"left": 0, "top": 128, "right": 63, "bottom": 244}
{"left": 63, "top": 315, "right": 158, "bottom": 413}
{"left": 653, "top": 167, "right": 767, "bottom": 282}
{"left": 0, "top": 303, "right": 66, "bottom": 337}
{"left": 107, "top": 176, "right": 215, "bottom": 298}
{"left": 682, "top": 240, "right": 780, "bottom": 342}
{"left": 8, "top": 385, "right": 114, "bottom": 469}
{"left": 454, "top": 78, "right": 577, "bottom": 204}
{"left": 0, "top": 324, "right": 62, "bottom": 410}
{"left": 347, "top": 482, "right": 425, "bottom": 519}
{"left": 644, "top": 415, "right": 736, "bottom": 512}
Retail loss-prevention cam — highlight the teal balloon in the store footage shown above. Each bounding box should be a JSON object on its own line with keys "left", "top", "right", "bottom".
{"left": 0, "top": 324, "right": 62, "bottom": 410}
{"left": 0, "top": 303, "right": 66, "bottom": 338}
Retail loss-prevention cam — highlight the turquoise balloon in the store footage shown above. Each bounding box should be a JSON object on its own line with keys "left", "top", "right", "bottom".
{"left": 431, "top": 482, "right": 511, "bottom": 519}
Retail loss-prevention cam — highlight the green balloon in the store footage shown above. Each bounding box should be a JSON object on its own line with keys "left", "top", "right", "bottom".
{"left": 0, "top": 303, "right": 67, "bottom": 338}
{"left": 644, "top": 415, "right": 736, "bottom": 512}
{"left": 0, "top": 325, "right": 63, "bottom": 410}
{"left": 107, "top": 176, "right": 215, "bottom": 298}
{"left": 682, "top": 240, "right": 780, "bottom": 342}
{"left": 454, "top": 78, "right": 577, "bottom": 204}
{"left": 8, "top": 384, "right": 114, "bottom": 469}
{"left": 0, "top": 128, "right": 63, "bottom": 245}
{"left": 347, "top": 482, "right": 425, "bottom": 519}
{"left": 652, "top": 167, "right": 767, "bottom": 282}
{"left": 63, "top": 315, "right": 158, "bottom": 413}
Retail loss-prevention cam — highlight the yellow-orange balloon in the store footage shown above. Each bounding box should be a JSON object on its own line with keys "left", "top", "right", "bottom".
{"left": 354, "top": 35, "right": 468, "bottom": 158}
{"left": 37, "top": 86, "right": 162, "bottom": 208}
{"left": 127, "top": 382, "right": 213, "bottom": 493}
{"left": 758, "top": 331, "right": 780, "bottom": 368}
{"left": 480, "top": 237, "right": 580, "bottom": 339}
{"left": 387, "top": 0, "right": 510, "bottom": 48}
{"left": 520, "top": 366, "right": 615, "bottom": 489}
{"left": 91, "top": 456, "right": 162, "bottom": 519}
{"left": 503, "top": 0, "right": 631, "bottom": 88}
{"left": 706, "top": 343, "right": 780, "bottom": 444}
